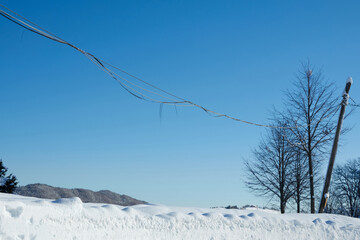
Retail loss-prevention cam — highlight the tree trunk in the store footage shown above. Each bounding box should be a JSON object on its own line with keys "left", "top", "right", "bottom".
{"left": 297, "top": 181, "right": 301, "bottom": 213}
{"left": 280, "top": 184, "right": 285, "bottom": 214}
{"left": 308, "top": 152, "right": 315, "bottom": 213}
{"left": 307, "top": 74, "right": 315, "bottom": 214}
{"left": 280, "top": 201, "right": 285, "bottom": 214}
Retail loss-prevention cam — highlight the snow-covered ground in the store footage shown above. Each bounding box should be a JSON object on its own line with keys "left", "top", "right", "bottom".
{"left": 0, "top": 193, "right": 359, "bottom": 240}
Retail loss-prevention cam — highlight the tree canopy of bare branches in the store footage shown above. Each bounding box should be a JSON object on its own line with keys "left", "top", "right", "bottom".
{"left": 281, "top": 63, "right": 340, "bottom": 213}
{"left": 245, "top": 122, "right": 296, "bottom": 213}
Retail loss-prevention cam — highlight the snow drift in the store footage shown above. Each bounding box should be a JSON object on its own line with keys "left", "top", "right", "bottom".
{"left": 0, "top": 193, "right": 359, "bottom": 240}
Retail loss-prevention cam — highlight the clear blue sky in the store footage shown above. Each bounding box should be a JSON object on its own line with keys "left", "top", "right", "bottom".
{"left": 1, "top": 0, "right": 359, "bottom": 208}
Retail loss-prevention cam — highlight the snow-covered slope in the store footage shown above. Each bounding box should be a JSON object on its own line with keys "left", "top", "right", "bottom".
{"left": 1, "top": 193, "right": 359, "bottom": 240}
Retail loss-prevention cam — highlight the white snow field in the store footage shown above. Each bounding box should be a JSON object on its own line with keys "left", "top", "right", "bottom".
{"left": 0, "top": 193, "right": 359, "bottom": 240}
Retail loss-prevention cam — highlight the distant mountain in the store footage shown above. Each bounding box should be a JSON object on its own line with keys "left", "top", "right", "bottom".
{"left": 15, "top": 183, "right": 147, "bottom": 206}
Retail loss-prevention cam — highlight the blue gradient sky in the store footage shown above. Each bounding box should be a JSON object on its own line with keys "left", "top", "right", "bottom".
{"left": 1, "top": 0, "right": 359, "bottom": 208}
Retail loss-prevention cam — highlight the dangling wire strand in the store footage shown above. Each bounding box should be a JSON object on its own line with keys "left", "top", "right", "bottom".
{"left": 349, "top": 96, "right": 360, "bottom": 108}
{"left": 0, "top": 4, "right": 345, "bottom": 128}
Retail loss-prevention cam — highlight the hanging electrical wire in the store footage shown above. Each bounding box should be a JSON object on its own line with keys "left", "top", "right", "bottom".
{"left": 0, "top": 4, "right": 345, "bottom": 128}
{"left": 349, "top": 96, "right": 360, "bottom": 108}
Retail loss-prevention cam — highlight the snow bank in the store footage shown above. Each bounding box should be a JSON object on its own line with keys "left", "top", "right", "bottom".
{"left": 0, "top": 193, "right": 359, "bottom": 240}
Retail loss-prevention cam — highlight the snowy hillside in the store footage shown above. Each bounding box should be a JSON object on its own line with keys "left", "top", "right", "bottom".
{"left": 15, "top": 183, "right": 147, "bottom": 206}
{"left": 1, "top": 193, "right": 359, "bottom": 240}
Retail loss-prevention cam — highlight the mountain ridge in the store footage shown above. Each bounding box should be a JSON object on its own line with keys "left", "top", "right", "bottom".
{"left": 15, "top": 183, "right": 147, "bottom": 206}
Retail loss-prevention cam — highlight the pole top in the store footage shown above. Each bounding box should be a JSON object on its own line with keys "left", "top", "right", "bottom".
{"left": 347, "top": 77, "right": 353, "bottom": 85}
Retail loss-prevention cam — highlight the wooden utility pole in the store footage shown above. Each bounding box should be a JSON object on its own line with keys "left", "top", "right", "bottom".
{"left": 318, "top": 77, "right": 353, "bottom": 213}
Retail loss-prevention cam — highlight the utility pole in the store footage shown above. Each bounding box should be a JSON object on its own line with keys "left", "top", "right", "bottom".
{"left": 318, "top": 77, "right": 353, "bottom": 213}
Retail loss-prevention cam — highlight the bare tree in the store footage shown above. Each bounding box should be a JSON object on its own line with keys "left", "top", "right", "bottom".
{"left": 327, "top": 158, "right": 360, "bottom": 217}
{"left": 245, "top": 122, "right": 295, "bottom": 213}
{"left": 281, "top": 63, "right": 339, "bottom": 213}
